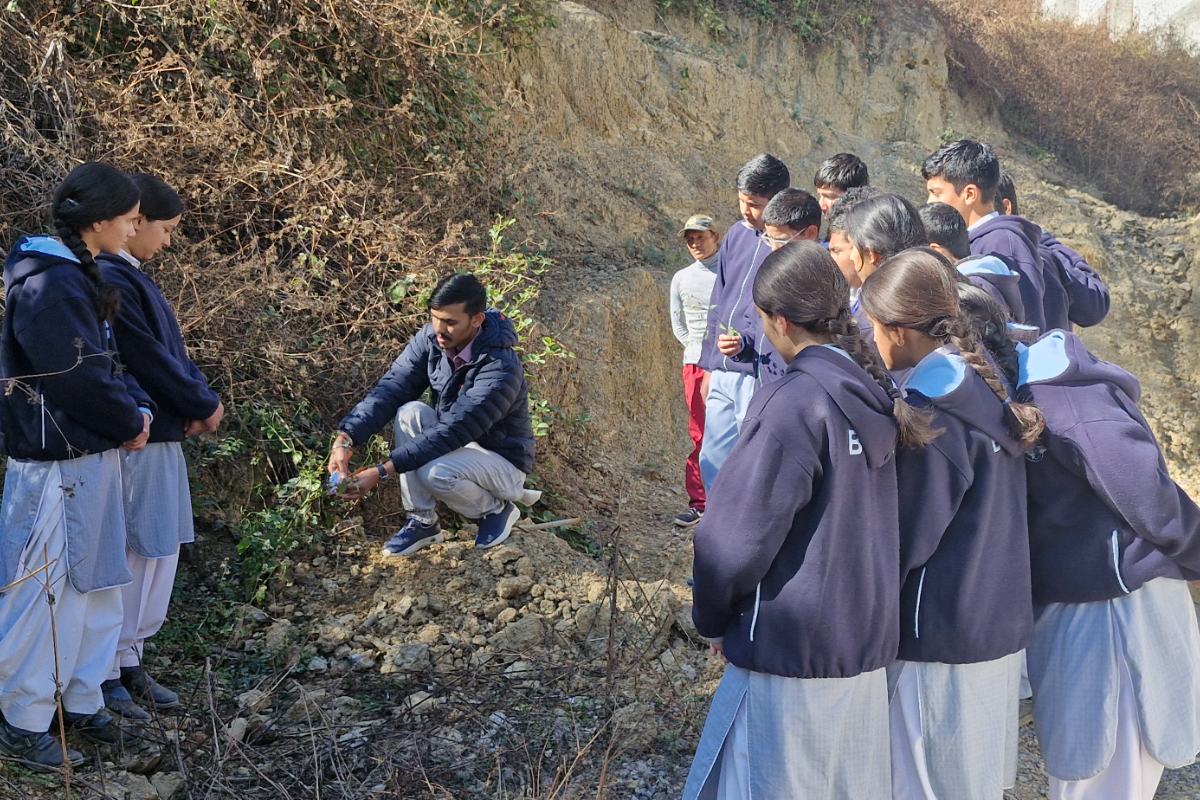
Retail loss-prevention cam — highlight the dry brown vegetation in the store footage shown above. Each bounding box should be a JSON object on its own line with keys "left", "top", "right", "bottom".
{"left": 928, "top": 0, "right": 1200, "bottom": 215}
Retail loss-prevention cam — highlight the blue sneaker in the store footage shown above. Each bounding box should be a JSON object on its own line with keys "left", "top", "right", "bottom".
{"left": 381, "top": 518, "right": 443, "bottom": 557}
{"left": 475, "top": 502, "right": 520, "bottom": 549}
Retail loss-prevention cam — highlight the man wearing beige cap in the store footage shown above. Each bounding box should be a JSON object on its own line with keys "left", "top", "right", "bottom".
{"left": 669, "top": 214, "right": 721, "bottom": 527}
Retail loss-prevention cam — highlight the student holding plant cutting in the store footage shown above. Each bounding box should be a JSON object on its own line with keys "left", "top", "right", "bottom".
{"left": 697, "top": 154, "right": 790, "bottom": 489}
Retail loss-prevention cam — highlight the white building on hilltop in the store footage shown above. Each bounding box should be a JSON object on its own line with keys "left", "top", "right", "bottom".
{"left": 1043, "top": 0, "right": 1200, "bottom": 48}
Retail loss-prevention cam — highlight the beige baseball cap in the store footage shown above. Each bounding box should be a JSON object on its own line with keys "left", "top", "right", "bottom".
{"left": 678, "top": 214, "right": 719, "bottom": 237}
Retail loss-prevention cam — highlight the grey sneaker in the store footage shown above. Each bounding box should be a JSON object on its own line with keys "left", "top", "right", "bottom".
{"left": 674, "top": 508, "right": 703, "bottom": 528}
{"left": 0, "top": 720, "right": 83, "bottom": 772}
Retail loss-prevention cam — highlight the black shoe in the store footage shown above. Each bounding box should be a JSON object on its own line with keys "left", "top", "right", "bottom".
{"left": 0, "top": 720, "right": 83, "bottom": 771}
{"left": 103, "top": 679, "right": 151, "bottom": 721}
{"left": 53, "top": 709, "right": 138, "bottom": 746}
{"left": 674, "top": 508, "right": 703, "bottom": 528}
{"left": 121, "top": 666, "right": 179, "bottom": 710}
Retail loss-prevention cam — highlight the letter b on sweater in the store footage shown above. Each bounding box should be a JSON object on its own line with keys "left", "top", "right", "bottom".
{"left": 849, "top": 430, "right": 863, "bottom": 456}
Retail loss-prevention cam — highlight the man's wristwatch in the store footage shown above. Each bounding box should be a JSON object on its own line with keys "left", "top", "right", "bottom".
{"left": 375, "top": 464, "right": 388, "bottom": 481}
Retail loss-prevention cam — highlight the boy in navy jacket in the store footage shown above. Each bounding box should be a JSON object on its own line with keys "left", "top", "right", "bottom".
{"left": 923, "top": 140, "right": 1049, "bottom": 330}
{"left": 919, "top": 202, "right": 1026, "bottom": 323}
{"left": 813, "top": 152, "right": 869, "bottom": 224}
{"left": 329, "top": 274, "right": 538, "bottom": 558}
{"left": 697, "top": 154, "right": 789, "bottom": 489}
{"left": 994, "top": 171, "right": 1110, "bottom": 328}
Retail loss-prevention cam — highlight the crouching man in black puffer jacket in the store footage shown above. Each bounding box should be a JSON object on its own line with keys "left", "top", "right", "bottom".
{"left": 327, "top": 273, "right": 539, "bottom": 557}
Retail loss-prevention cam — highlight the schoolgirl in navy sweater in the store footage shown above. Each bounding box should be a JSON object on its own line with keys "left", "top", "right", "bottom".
{"left": 861, "top": 248, "right": 1043, "bottom": 800}
{"left": 0, "top": 163, "right": 149, "bottom": 769}
{"left": 97, "top": 174, "right": 224, "bottom": 719}
{"left": 1017, "top": 329, "right": 1200, "bottom": 799}
{"left": 684, "top": 242, "right": 935, "bottom": 800}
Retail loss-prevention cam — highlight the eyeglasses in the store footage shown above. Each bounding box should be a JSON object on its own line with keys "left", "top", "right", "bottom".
{"left": 763, "top": 231, "right": 802, "bottom": 248}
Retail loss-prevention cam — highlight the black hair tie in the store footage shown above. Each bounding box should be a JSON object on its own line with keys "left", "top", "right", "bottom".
{"left": 884, "top": 385, "right": 901, "bottom": 402}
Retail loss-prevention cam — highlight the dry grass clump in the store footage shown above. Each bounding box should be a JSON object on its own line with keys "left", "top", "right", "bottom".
{"left": 929, "top": 0, "right": 1200, "bottom": 215}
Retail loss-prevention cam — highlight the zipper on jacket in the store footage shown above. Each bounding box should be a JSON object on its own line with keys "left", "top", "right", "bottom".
{"left": 723, "top": 235, "right": 764, "bottom": 372}
{"left": 913, "top": 567, "right": 928, "bottom": 639}
{"left": 748, "top": 583, "right": 762, "bottom": 642}
{"left": 1111, "top": 530, "right": 1131, "bottom": 594}
{"left": 39, "top": 392, "right": 45, "bottom": 449}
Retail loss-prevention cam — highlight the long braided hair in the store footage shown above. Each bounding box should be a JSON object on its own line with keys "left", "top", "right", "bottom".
{"left": 861, "top": 248, "right": 1045, "bottom": 449}
{"left": 955, "top": 281, "right": 1021, "bottom": 389}
{"left": 50, "top": 162, "right": 140, "bottom": 322}
{"left": 752, "top": 241, "right": 939, "bottom": 448}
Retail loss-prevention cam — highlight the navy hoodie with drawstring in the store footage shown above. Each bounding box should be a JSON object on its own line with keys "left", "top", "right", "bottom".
{"left": 955, "top": 254, "right": 1027, "bottom": 325}
{"left": 98, "top": 252, "right": 221, "bottom": 443}
{"left": 0, "top": 236, "right": 150, "bottom": 461}
{"left": 339, "top": 309, "right": 535, "bottom": 475}
{"left": 1018, "top": 331, "right": 1200, "bottom": 604}
{"left": 894, "top": 348, "right": 1033, "bottom": 664}
{"left": 698, "top": 221, "right": 777, "bottom": 379}
{"left": 1041, "top": 231, "right": 1110, "bottom": 328}
{"left": 969, "top": 215, "right": 1047, "bottom": 331}
{"left": 692, "top": 345, "right": 901, "bottom": 679}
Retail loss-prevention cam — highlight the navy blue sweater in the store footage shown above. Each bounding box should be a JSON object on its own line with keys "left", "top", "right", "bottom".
{"left": 1018, "top": 331, "right": 1200, "bottom": 604}
{"left": 1041, "top": 232, "right": 1110, "bottom": 328}
{"left": 1, "top": 237, "right": 149, "bottom": 460}
{"left": 692, "top": 345, "right": 901, "bottom": 679}
{"left": 895, "top": 348, "right": 1033, "bottom": 663}
{"left": 98, "top": 252, "right": 221, "bottom": 443}
{"left": 339, "top": 309, "right": 535, "bottom": 474}
{"left": 956, "top": 255, "right": 1026, "bottom": 324}
{"left": 969, "top": 215, "right": 1047, "bottom": 331}
{"left": 698, "top": 221, "right": 772, "bottom": 378}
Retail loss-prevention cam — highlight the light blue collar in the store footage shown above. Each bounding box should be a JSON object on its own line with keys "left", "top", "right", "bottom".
{"left": 902, "top": 346, "right": 966, "bottom": 398}
{"left": 1018, "top": 330, "right": 1070, "bottom": 387}
{"left": 18, "top": 236, "right": 80, "bottom": 263}
{"left": 957, "top": 254, "right": 1015, "bottom": 277}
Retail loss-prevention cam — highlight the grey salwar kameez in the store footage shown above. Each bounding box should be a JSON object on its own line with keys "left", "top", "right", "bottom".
{"left": 1028, "top": 577, "right": 1200, "bottom": 782}
{"left": 887, "top": 651, "right": 1023, "bottom": 799}
{"left": 683, "top": 663, "right": 892, "bottom": 800}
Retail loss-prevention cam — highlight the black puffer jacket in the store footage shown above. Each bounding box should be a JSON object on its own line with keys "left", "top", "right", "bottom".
{"left": 338, "top": 309, "right": 535, "bottom": 473}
